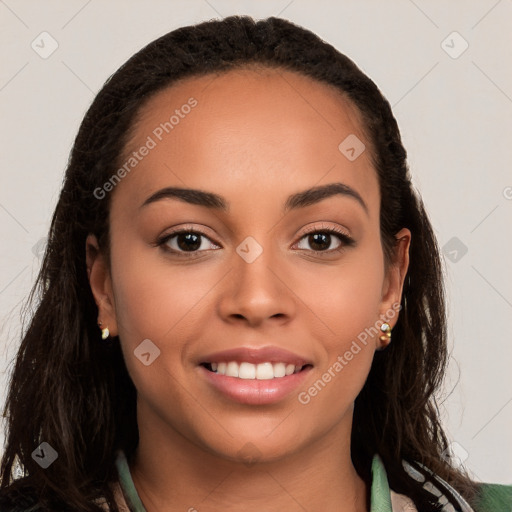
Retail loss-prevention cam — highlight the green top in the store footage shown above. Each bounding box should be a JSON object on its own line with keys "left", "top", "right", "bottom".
{"left": 113, "top": 451, "right": 512, "bottom": 511}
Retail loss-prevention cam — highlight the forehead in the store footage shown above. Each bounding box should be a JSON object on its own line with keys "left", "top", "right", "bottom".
{"left": 113, "top": 67, "right": 378, "bottom": 216}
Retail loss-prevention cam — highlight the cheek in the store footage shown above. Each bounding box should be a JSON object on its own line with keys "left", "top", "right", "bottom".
{"left": 108, "top": 241, "right": 223, "bottom": 409}
{"left": 109, "top": 237, "right": 221, "bottom": 345}
{"left": 294, "top": 244, "right": 385, "bottom": 406}
{"left": 308, "top": 243, "right": 386, "bottom": 345}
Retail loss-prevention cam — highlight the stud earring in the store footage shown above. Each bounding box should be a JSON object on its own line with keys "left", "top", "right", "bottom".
{"left": 378, "top": 322, "right": 392, "bottom": 349}
{"left": 98, "top": 321, "right": 110, "bottom": 340}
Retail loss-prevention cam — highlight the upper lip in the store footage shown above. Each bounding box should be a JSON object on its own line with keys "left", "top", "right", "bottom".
{"left": 199, "top": 346, "right": 313, "bottom": 367}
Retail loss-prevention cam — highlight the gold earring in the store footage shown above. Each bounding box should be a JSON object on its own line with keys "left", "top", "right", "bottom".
{"left": 379, "top": 322, "right": 392, "bottom": 349}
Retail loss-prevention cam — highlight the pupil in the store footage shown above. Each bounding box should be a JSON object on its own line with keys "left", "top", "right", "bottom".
{"left": 177, "top": 233, "right": 200, "bottom": 251}
{"left": 310, "top": 233, "right": 329, "bottom": 251}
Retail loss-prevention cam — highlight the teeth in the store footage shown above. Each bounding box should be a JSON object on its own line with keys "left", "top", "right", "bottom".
{"left": 239, "top": 362, "right": 256, "bottom": 379}
{"left": 209, "top": 361, "right": 304, "bottom": 379}
{"left": 256, "top": 362, "right": 274, "bottom": 380}
{"left": 273, "top": 362, "right": 286, "bottom": 378}
{"left": 226, "top": 361, "right": 239, "bottom": 377}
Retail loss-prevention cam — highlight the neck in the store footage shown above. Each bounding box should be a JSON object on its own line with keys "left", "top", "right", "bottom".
{"left": 130, "top": 408, "right": 369, "bottom": 512}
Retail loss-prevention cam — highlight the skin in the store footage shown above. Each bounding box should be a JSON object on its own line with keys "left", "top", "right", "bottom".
{"left": 86, "top": 67, "right": 410, "bottom": 512}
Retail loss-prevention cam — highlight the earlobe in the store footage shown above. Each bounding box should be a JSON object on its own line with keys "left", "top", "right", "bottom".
{"left": 85, "top": 234, "right": 118, "bottom": 337}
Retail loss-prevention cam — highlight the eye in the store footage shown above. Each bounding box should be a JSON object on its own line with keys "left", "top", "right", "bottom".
{"left": 157, "top": 228, "right": 220, "bottom": 255}
{"left": 295, "top": 225, "right": 354, "bottom": 254}
{"left": 155, "top": 224, "right": 354, "bottom": 258}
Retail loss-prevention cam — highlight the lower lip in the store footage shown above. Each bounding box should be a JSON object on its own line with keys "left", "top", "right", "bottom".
{"left": 199, "top": 365, "right": 312, "bottom": 405}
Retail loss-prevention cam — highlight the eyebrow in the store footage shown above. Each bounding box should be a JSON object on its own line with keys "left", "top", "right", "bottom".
{"left": 140, "top": 182, "right": 368, "bottom": 214}
{"left": 284, "top": 182, "right": 368, "bottom": 214}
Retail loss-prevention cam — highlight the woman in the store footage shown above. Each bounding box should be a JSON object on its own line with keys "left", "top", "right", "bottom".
{"left": 0, "top": 15, "right": 510, "bottom": 512}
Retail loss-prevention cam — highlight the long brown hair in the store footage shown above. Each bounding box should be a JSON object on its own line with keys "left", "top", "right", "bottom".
{"left": 0, "top": 15, "right": 479, "bottom": 511}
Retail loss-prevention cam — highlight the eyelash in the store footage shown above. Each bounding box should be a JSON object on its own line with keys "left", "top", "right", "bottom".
{"left": 155, "top": 224, "right": 354, "bottom": 258}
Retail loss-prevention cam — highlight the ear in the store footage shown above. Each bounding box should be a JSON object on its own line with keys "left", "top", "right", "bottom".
{"left": 86, "top": 234, "right": 118, "bottom": 337}
{"left": 378, "top": 228, "right": 411, "bottom": 329}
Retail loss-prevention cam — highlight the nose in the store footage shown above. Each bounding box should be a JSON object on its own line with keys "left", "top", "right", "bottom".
{"left": 217, "top": 241, "right": 296, "bottom": 328}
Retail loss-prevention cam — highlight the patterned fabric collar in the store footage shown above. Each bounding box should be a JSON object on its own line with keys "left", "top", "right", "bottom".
{"left": 111, "top": 451, "right": 474, "bottom": 512}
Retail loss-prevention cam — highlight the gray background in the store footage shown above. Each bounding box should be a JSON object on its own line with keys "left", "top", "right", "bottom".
{"left": 1, "top": 0, "right": 511, "bottom": 483}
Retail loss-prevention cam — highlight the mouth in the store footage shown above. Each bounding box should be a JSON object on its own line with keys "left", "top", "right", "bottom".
{"left": 200, "top": 361, "right": 313, "bottom": 380}
{"left": 197, "top": 346, "right": 314, "bottom": 405}
{"left": 199, "top": 363, "right": 313, "bottom": 405}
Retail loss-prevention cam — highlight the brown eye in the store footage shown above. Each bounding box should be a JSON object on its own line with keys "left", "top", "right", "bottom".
{"left": 297, "top": 232, "right": 341, "bottom": 252}
{"left": 175, "top": 232, "right": 202, "bottom": 252}
{"left": 159, "top": 229, "right": 220, "bottom": 254}
{"left": 295, "top": 227, "right": 355, "bottom": 255}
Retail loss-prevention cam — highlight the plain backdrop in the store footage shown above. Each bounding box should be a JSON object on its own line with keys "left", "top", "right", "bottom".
{"left": 0, "top": 0, "right": 511, "bottom": 484}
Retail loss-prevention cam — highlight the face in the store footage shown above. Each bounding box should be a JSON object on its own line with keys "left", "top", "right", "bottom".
{"left": 87, "top": 67, "right": 409, "bottom": 463}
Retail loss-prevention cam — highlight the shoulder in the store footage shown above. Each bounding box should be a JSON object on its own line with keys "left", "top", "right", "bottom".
{"left": 472, "top": 482, "right": 512, "bottom": 511}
